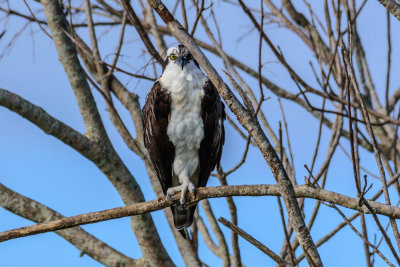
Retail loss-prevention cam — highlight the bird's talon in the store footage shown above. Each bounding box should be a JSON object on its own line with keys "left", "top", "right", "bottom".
{"left": 188, "top": 183, "right": 195, "bottom": 193}
{"left": 180, "top": 192, "right": 186, "bottom": 204}
{"left": 180, "top": 185, "right": 188, "bottom": 204}
{"left": 167, "top": 181, "right": 196, "bottom": 205}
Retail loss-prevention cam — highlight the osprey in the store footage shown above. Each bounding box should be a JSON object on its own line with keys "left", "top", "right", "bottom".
{"left": 142, "top": 45, "right": 225, "bottom": 236}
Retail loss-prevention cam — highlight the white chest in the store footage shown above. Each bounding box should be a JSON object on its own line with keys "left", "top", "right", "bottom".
{"left": 159, "top": 63, "right": 207, "bottom": 180}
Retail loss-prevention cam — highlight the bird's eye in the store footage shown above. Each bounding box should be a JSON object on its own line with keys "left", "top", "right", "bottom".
{"left": 187, "top": 54, "right": 193, "bottom": 60}
{"left": 170, "top": 54, "right": 176, "bottom": 60}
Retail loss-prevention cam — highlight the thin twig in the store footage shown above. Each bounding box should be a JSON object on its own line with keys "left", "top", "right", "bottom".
{"left": 190, "top": 0, "right": 206, "bottom": 36}
{"left": 309, "top": 98, "right": 326, "bottom": 173}
{"left": 217, "top": 169, "right": 242, "bottom": 267}
{"left": 120, "top": 0, "right": 163, "bottom": 65}
{"left": 276, "top": 196, "right": 296, "bottom": 266}
{"left": 385, "top": 10, "right": 392, "bottom": 114}
{"left": 22, "top": 0, "right": 51, "bottom": 38}
{"left": 180, "top": 0, "right": 188, "bottom": 31}
{"left": 225, "top": 136, "right": 251, "bottom": 176}
{"left": 278, "top": 98, "right": 296, "bottom": 183}
{"left": 201, "top": 200, "right": 231, "bottom": 267}
{"left": 326, "top": 203, "right": 395, "bottom": 267}
{"left": 107, "top": 11, "right": 127, "bottom": 76}
{"left": 218, "top": 217, "right": 288, "bottom": 267}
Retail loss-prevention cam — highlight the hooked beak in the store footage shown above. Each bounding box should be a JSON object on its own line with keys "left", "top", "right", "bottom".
{"left": 177, "top": 56, "right": 189, "bottom": 70}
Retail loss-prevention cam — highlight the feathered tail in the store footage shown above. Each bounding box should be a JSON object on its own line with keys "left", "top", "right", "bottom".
{"left": 171, "top": 205, "right": 196, "bottom": 238}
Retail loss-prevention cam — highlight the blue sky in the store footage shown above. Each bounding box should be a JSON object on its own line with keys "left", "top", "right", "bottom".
{"left": 1, "top": 0, "right": 399, "bottom": 266}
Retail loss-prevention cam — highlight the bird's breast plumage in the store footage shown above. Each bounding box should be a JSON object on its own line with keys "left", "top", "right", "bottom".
{"left": 159, "top": 62, "right": 207, "bottom": 180}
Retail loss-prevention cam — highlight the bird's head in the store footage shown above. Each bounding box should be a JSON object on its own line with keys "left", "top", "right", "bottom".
{"left": 163, "top": 45, "right": 199, "bottom": 71}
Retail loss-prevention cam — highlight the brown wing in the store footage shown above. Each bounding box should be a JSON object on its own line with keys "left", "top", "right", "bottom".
{"left": 142, "top": 81, "right": 174, "bottom": 194}
{"left": 199, "top": 80, "right": 225, "bottom": 188}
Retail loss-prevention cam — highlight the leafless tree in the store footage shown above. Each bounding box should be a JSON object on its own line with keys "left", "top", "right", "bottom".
{"left": 1, "top": 0, "right": 400, "bottom": 266}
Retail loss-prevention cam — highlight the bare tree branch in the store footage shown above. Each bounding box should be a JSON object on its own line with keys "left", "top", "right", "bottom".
{"left": 120, "top": 0, "right": 163, "bottom": 65}
{"left": 201, "top": 200, "right": 230, "bottom": 267}
{"left": 218, "top": 217, "right": 289, "bottom": 267}
{"left": 327, "top": 203, "right": 395, "bottom": 267}
{"left": 3, "top": 184, "right": 400, "bottom": 244}
{"left": 376, "top": 0, "right": 400, "bottom": 21}
{"left": 0, "top": 183, "right": 137, "bottom": 267}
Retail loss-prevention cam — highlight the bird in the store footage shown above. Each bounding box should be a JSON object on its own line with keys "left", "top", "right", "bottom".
{"left": 142, "top": 45, "right": 225, "bottom": 237}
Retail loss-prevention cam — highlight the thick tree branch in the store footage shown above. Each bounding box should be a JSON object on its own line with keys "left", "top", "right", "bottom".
{"left": 0, "top": 183, "right": 137, "bottom": 267}
{"left": 376, "top": 0, "right": 400, "bottom": 21}
{"left": 387, "top": 87, "right": 400, "bottom": 114}
{"left": 40, "top": 0, "right": 108, "bottom": 142}
{"left": 70, "top": 32, "right": 146, "bottom": 147}
{"left": 1, "top": 86, "right": 171, "bottom": 266}
{"left": 2, "top": 184, "right": 400, "bottom": 244}
{"left": 0, "top": 88, "right": 100, "bottom": 158}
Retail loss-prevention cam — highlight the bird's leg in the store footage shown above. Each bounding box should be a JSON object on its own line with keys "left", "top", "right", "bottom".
{"left": 167, "top": 176, "right": 195, "bottom": 204}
